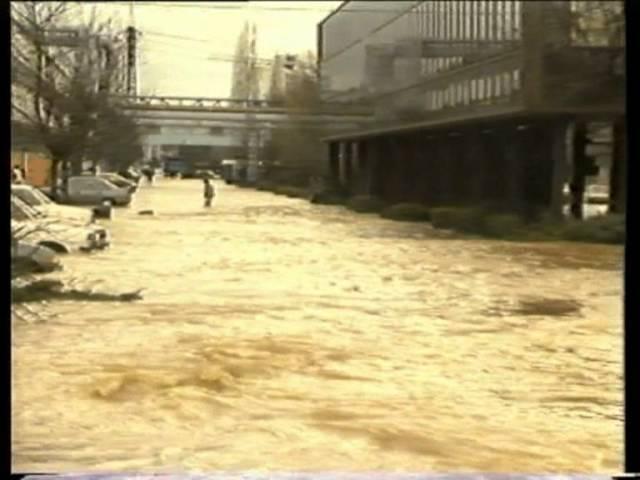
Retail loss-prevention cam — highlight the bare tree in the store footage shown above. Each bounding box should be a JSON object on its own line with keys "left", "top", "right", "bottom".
{"left": 11, "top": 2, "right": 141, "bottom": 197}
{"left": 267, "top": 54, "right": 286, "bottom": 104}
{"left": 264, "top": 51, "right": 330, "bottom": 184}
{"left": 230, "top": 21, "right": 261, "bottom": 101}
{"left": 230, "top": 21, "right": 262, "bottom": 164}
{"left": 569, "top": 1, "right": 625, "bottom": 47}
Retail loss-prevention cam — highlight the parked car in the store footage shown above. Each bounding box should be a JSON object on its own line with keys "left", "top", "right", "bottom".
{"left": 11, "top": 196, "right": 110, "bottom": 253}
{"left": 11, "top": 240, "right": 62, "bottom": 273}
{"left": 195, "top": 169, "right": 215, "bottom": 179}
{"left": 96, "top": 173, "right": 138, "bottom": 193}
{"left": 585, "top": 184, "right": 609, "bottom": 205}
{"left": 46, "top": 176, "right": 134, "bottom": 206}
{"left": 221, "top": 159, "right": 241, "bottom": 184}
{"left": 12, "top": 184, "right": 94, "bottom": 224}
{"left": 164, "top": 157, "right": 188, "bottom": 177}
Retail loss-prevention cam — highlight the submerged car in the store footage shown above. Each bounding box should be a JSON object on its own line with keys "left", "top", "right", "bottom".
{"left": 42, "top": 176, "right": 134, "bottom": 206}
{"left": 96, "top": 173, "right": 138, "bottom": 193}
{"left": 12, "top": 240, "right": 62, "bottom": 274}
{"left": 11, "top": 196, "right": 110, "bottom": 253}
{"left": 12, "top": 184, "right": 94, "bottom": 224}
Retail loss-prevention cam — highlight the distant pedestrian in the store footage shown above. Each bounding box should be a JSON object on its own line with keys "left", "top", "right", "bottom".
{"left": 203, "top": 178, "right": 216, "bottom": 207}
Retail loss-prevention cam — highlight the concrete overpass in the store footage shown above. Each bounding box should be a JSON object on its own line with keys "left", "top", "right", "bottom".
{"left": 112, "top": 94, "right": 374, "bottom": 156}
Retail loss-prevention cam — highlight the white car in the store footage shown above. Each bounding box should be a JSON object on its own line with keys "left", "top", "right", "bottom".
{"left": 69, "top": 176, "right": 134, "bottom": 206}
{"left": 12, "top": 240, "right": 62, "bottom": 273}
{"left": 12, "top": 184, "right": 93, "bottom": 224}
{"left": 44, "top": 176, "right": 134, "bottom": 206}
{"left": 11, "top": 196, "right": 110, "bottom": 253}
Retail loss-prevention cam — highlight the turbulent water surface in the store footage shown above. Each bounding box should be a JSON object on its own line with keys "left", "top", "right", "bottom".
{"left": 12, "top": 179, "right": 623, "bottom": 473}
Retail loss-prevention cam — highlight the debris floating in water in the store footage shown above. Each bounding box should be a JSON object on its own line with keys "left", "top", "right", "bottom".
{"left": 12, "top": 279, "right": 144, "bottom": 303}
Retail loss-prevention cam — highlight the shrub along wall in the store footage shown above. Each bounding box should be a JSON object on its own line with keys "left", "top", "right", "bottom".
{"left": 346, "top": 195, "right": 387, "bottom": 214}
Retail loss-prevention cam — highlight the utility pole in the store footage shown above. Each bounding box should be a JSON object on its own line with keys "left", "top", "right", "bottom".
{"left": 245, "top": 23, "right": 259, "bottom": 182}
{"left": 125, "top": 1, "right": 139, "bottom": 97}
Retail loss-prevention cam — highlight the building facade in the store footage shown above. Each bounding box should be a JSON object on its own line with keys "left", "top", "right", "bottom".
{"left": 317, "top": 1, "right": 626, "bottom": 217}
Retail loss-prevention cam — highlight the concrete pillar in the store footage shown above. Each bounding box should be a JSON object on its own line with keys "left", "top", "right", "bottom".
{"left": 430, "top": 137, "right": 443, "bottom": 206}
{"left": 466, "top": 130, "right": 485, "bottom": 204}
{"left": 387, "top": 137, "right": 402, "bottom": 203}
{"left": 549, "top": 121, "right": 571, "bottom": 217}
{"left": 435, "top": 137, "right": 450, "bottom": 206}
{"left": 344, "top": 141, "right": 354, "bottom": 192}
{"left": 449, "top": 134, "right": 467, "bottom": 204}
{"left": 353, "top": 140, "right": 371, "bottom": 196}
{"left": 403, "top": 138, "right": 415, "bottom": 203}
{"left": 401, "top": 136, "right": 417, "bottom": 202}
{"left": 481, "top": 130, "right": 502, "bottom": 208}
{"left": 378, "top": 138, "right": 391, "bottom": 202}
{"left": 414, "top": 135, "right": 430, "bottom": 205}
{"left": 390, "top": 136, "right": 410, "bottom": 203}
{"left": 503, "top": 128, "right": 523, "bottom": 213}
{"left": 569, "top": 122, "right": 589, "bottom": 220}
{"left": 610, "top": 118, "right": 626, "bottom": 214}
{"left": 328, "top": 142, "right": 340, "bottom": 184}
{"left": 520, "top": 122, "right": 562, "bottom": 219}
{"left": 338, "top": 141, "right": 347, "bottom": 186}
{"left": 368, "top": 138, "right": 383, "bottom": 197}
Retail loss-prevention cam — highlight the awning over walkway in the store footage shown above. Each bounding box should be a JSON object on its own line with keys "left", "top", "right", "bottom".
{"left": 321, "top": 105, "right": 531, "bottom": 142}
{"left": 321, "top": 104, "right": 625, "bottom": 143}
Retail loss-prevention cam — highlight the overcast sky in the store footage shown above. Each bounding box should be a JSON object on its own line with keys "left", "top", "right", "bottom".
{"left": 75, "top": 1, "right": 341, "bottom": 98}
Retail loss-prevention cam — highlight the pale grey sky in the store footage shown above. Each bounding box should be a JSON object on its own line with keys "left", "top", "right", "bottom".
{"left": 77, "top": 1, "right": 342, "bottom": 98}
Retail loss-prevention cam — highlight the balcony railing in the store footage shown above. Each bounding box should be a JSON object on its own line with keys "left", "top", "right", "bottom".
{"left": 372, "top": 47, "right": 524, "bottom": 124}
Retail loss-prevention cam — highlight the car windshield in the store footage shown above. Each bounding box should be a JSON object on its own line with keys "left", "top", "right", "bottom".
{"left": 97, "top": 178, "right": 120, "bottom": 190}
{"left": 31, "top": 188, "right": 53, "bottom": 204}
{"left": 11, "top": 196, "right": 40, "bottom": 221}
{"left": 101, "top": 173, "right": 125, "bottom": 183}
{"left": 12, "top": 187, "right": 45, "bottom": 207}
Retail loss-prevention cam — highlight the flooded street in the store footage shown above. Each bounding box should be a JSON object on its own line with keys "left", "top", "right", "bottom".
{"left": 12, "top": 179, "right": 623, "bottom": 473}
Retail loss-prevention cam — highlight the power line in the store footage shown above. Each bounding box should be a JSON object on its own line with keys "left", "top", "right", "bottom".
{"left": 143, "top": 30, "right": 226, "bottom": 44}
{"left": 141, "top": 38, "right": 279, "bottom": 65}
{"left": 106, "top": 2, "right": 424, "bottom": 15}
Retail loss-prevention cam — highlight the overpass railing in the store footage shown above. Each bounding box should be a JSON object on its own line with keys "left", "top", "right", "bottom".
{"left": 111, "top": 95, "right": 373, "bottom": 116}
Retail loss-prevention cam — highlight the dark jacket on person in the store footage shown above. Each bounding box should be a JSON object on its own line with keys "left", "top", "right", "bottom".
{"left": 204, "top": 182, "right": 214, "bottom": 199}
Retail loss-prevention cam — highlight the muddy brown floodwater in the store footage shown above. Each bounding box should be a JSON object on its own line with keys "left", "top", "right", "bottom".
{"left": 12, "top": 179, "right": 623, "bottom": 473}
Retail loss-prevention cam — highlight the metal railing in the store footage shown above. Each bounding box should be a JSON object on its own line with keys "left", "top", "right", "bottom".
{"left": 112, "top": 94, "right": 374, "bottom": 116}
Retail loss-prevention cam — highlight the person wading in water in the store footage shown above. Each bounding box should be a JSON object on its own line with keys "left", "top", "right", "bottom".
{"left": 203, "top": 178, "right": 216, "bottom": 208}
